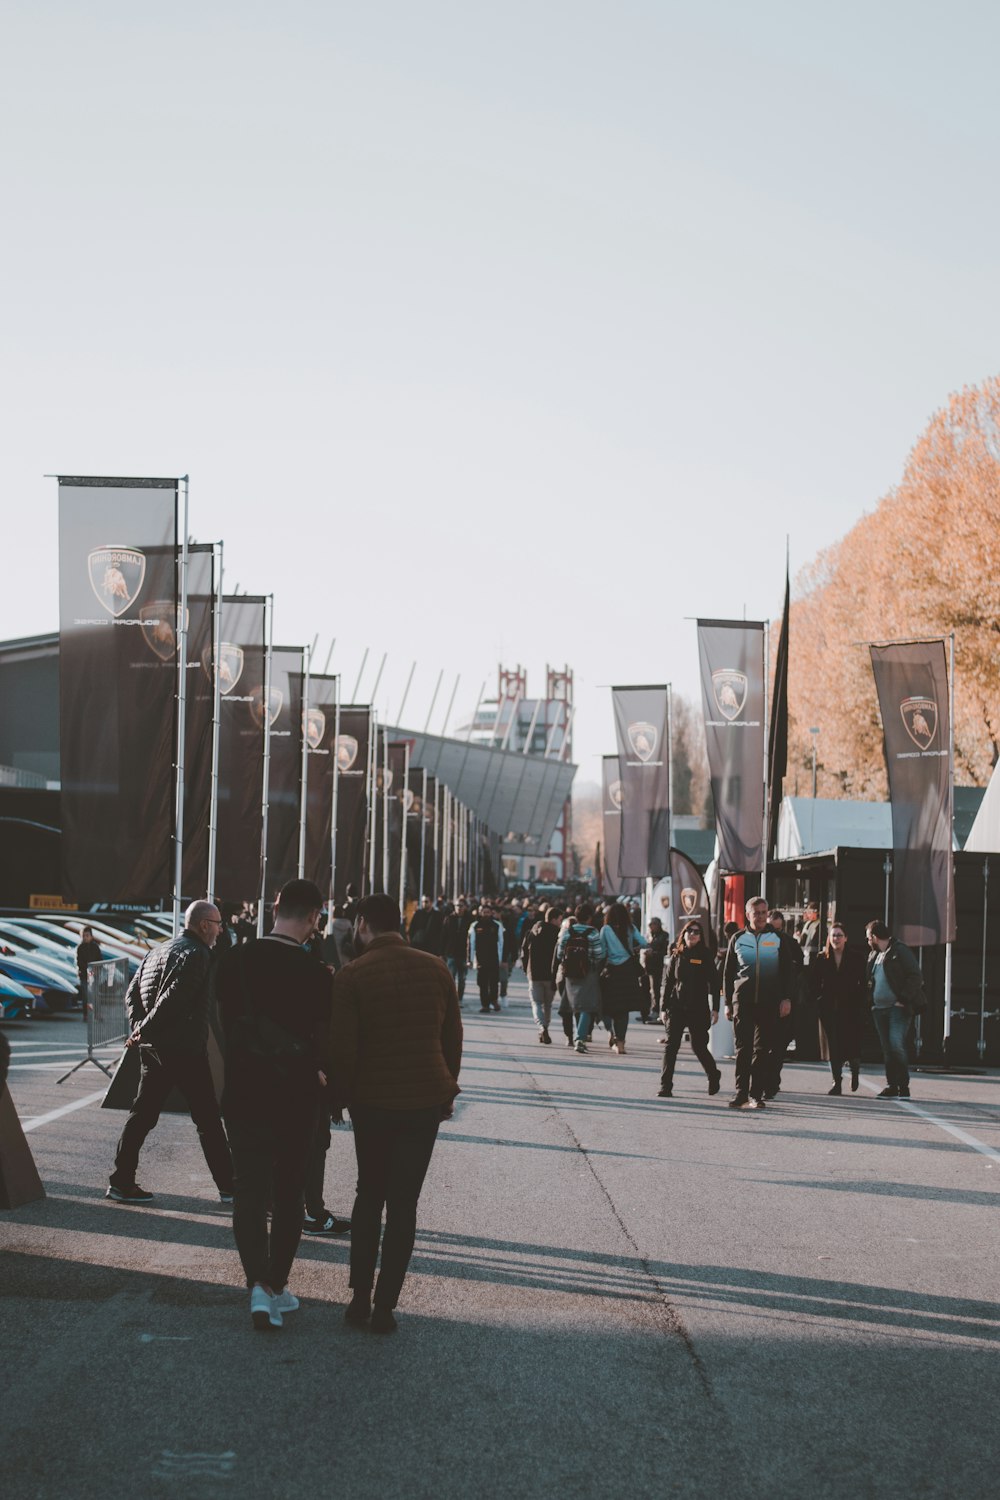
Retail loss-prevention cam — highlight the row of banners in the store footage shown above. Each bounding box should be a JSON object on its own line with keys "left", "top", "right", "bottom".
{"left": 57, "top": 478, "right": 486, "bottom": 909}
{"left": 602, "top": 620, "right": 955, "bottom": 948}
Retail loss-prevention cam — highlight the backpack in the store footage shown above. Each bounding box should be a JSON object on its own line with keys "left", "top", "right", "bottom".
{"left": 563, "top": 926, "right": 592, "bottom": 981}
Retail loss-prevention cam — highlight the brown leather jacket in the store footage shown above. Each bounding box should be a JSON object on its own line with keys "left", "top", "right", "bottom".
{"left": 330, "top": 933, "right": 462, "bottom": 1112}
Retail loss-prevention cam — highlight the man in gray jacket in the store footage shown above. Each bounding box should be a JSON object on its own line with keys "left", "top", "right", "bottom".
{"left": 107, "top": 901, "right": 233, "bottom": 1204}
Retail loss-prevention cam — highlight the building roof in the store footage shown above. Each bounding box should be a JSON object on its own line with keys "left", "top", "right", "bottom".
{"left": 777, "top": 790, "right": 986, "bottom": 859}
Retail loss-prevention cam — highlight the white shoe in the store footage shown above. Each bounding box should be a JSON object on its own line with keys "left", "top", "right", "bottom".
{"left": 250, "top": 1285, "right": 282, "bottom": 1330}
{"left": 271, "top": 1288, "right": 299, "bottom": 1315}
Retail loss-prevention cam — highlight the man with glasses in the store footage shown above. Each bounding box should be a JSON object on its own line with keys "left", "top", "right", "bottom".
{"left": 107, "top": 900, "right": 234, "bottom": 1204}
{"left": 722, "top": 897, "right": 794, "bottom": 1109}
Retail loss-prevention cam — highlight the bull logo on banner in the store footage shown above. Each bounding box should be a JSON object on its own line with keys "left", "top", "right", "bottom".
{"left": 608, "top": 779, "right": 624, "bottom": 811}
{"left": 711, "top": 668, "right": 748, "bottom": 721}
{"left": 680, "top": 887, "right": 699, "bottom": 915}
{"left": 900, "top": 696, "right": 938, "bottom": 749}
{"left": 88, "top": 546, "right": 146, "bottom": 618}
{"left": 140, "top": 601, "right": 183, "bottom": 661}
{"left": 304, "top": 708, "right": 326, "bottom": 750}
{"left": 627, "top": 722, "right": 658, "bottom": 763}
{"left": 336, "top": 735, "right": 359, "bottom": 773}
{"left": 403, "top": 788, "right": 415, "bottom": 814}
{"left": 203, "top": 642, "right": 245, "bottom": 694}
{"left": 249, "top": 685, "right": 284, "bottom": 729}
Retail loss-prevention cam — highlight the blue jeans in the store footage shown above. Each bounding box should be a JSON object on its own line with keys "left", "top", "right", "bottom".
{"left": 872, "top": 1005, "right": 913, "bottom": 1091}
{"left": 574, "top": 1011, "right": 590, "bottom": 1044}
{"left": 445, "top": 958, "right": 467, "bottom": 1002}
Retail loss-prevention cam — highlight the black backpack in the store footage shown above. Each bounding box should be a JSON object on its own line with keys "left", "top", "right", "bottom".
{"left": 563, "top": 926, "right": 592, "bottom": 981}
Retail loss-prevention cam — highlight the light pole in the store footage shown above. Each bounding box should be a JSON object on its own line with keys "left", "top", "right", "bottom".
{"left": 809, "top": 727, "right": 821, "bottom": 799}
{"left": 809, "top": 727, "right": 821, "bottom": 854}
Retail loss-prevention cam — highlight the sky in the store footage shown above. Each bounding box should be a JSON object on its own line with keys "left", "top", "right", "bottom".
{"left": 3, "top": 1, "right": 1000, "bottom": 786}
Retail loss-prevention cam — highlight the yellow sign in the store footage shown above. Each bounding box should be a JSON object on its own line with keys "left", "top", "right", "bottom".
{"left": 29, "top": 895, "right": 79, "bottom": 911}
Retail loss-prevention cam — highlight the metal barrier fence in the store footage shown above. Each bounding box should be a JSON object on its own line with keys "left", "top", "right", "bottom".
{"left": 57, "top": 957, "right": 130, "bottom": 1083}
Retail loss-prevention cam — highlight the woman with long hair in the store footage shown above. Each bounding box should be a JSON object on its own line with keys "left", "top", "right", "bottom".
{"left": 812, "top": 921, "right": 867, "bottom": 1094}
{"left": 597, "top": 903, "right": 647, "bottom": 1054}
{"left": 658, "top": 920, "right": 722, "bottom": 1098}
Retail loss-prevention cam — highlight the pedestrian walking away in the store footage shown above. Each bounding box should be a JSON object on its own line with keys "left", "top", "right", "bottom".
{"left": 555, "top": 903, "right": 603, "bottom": 1054}
{"left": 215, "top": 879, "right": 334, "bottom": 1331}
{"left": 658, "top": 921, "right": 722, "bottom": 1097}
{"left": 813, "top": 922, "right": 867, "bottom": 1094}
{"left": 331, "top": 894, "right": 462, "bottom": 1334}
{"left": 865, "top": 919, "right": 928, "bottom": 1099}
{"left": 106, "top": 901, "right": 234, "bottom": 1205}
{"left": 642, "top": 917, "right": 669, "bottom": 1021}
{"left": 722, "top": 897, "right": 793, "bottom": 1109}
{"left": 521, "top": 906, "right": 561, "bottom": 1043}
{"left": 597, "top": 903, "right": 647, "bottom": 1054}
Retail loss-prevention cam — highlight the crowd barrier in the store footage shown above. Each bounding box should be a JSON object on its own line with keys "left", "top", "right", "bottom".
{"left": 57, "top": 957, "right": 130, "bottom": 1084}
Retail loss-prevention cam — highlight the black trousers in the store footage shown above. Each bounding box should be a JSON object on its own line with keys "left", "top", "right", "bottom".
{"left": 733, "top": 1001, "right": 779, "bottom": 1100}
{"left": 477, "top": 967, "right": 499, "bottom": 1010}
{"left": 303, "top": 1112, "right": 332, "bottom": 1220}
{"left": 111, "top": 1047, "right": 233, "bottom": 1192}
{"left": 659, "top": 1006, "right": 720, "bottom": 1090}
{"left": 766, "top": 1011, "right": 795, "bottom": 1094}
{"left": 348, "top": 1104, "right": 441, "bottom": 1310}
{"left": 227, "top": 1111, "right": 316, "bottom": 1290}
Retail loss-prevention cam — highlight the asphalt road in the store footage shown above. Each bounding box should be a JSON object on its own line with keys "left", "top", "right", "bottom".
{"left": 2, "top": 978, "right": 998, "bottom": 1500}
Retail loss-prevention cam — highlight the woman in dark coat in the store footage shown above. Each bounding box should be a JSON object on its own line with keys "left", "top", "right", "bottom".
{"left": 658, "top": 920, "right": 722, "bottom": 1098}
{"left": 812, "top": 922, "right": 867, "bottom": 1094}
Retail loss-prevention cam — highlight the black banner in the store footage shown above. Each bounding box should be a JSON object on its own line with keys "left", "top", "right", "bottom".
{"left": 181, "top": 545, "right": 215, "bottom": 897}
{"left": 405, "top": 766, "right": 427, "bottom": 901}
{"left": 387, "top": 742, "right": 408, "bottom": 903}
{"left": 611, "top": 685, "right": 670, "bottom": 878}
{"left": 333, "top": 706, "right": 370, "bottom": 903}
{"left": 214, "top": 596, "right": 266, "bottom": 905}
{"left": 697, "top": 620, "right": 765, "bottom": 874}
{"left": 870, "top": 640, "right": 955, "bottom": 946}
{"left": 670, "top": 846, "right": 714, "bottom": 951}
{"left": 264, "top": 646, "right": 305, "bottom": 898}
{"left": 301, "top": 674, "right": 338, "bottom": 893}
{"left": 425, "top": 774, "right": 440, "bottom": 899}
{"left": 601, "top": 755, "right": 641, "bottom": 897}
{"left": 767, "top": 564, "right": 790, "bottom": 859}
{"left": 58, "top": 478, "right": 177, "bottom": 905}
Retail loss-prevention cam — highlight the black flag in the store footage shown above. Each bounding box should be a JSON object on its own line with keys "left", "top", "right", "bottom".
{"left": 57, "top": 477, "right": 178, "bottom": 905}
{"left": 870, "top": 640, "right": 955, "bottom": 946}
{"left": 181, "top": 545, "right": 216, "bottom": 898}
{"left": 214, "top": 596, "right": 266, "bottom": 904}
{"left": 669, "top": 846, "right": 714, "bottom": 952}
{"left": 601, "top": 755, "right": 641, "bottom": 897}
{"left": 301, "top": 674, "right": 338, "bottom": 892}
{"left": 767, "top": 562, "right": 790, "bottom": 859}
{"left": 263, "top": 646, "right": 305, "bottom": 896}
{"left": 697, "top": 620, "right": 766, "bottom": 874}
{"left": 611, "top": 685, "right": 670, "bottom": 878}
{"left": 333, "top": 706, "right": 371, "bottom": 903}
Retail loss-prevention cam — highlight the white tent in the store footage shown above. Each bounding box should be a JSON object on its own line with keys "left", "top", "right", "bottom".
{"left": 964, "top": 763, "right": 1000, "bottom": 853}
{"left": 776, "top": 797, "right": 892, "bottom": 859}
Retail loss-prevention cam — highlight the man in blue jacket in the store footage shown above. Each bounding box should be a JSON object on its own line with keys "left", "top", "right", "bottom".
{"left": 722, "top": 897, "right": 793, "bottom": 1109}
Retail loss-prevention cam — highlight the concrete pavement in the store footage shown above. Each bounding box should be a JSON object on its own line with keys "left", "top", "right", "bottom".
{"left": 2, "top": 977, "right": 998, "bottom": 1499}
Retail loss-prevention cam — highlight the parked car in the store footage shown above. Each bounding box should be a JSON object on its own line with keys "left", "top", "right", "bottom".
{"left": 0, "top": 957, "right": 79, "bottom": 1014}
{"left": 0, "top": 936, "right": 78, "bottom": 988}
{"left": 4, "top": 919, "right": 139, "bottom": 976}
{"left": 1, "top": 972, "right": 35, "bottom": 1020}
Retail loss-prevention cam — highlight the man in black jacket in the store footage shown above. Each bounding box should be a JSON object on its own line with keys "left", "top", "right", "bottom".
{"left": 107, "top": 901, "right": 233, "bottom": 1204}
{"left": 75, "top": 927, "right": 103, "bottom": 1012}
{"left": 866, "top": 919, "right": 926, "bottom": 1098}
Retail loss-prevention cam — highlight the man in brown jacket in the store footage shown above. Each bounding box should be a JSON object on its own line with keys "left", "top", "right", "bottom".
{"left": 331, "top": 893, "right": 462, "bottom": 1334}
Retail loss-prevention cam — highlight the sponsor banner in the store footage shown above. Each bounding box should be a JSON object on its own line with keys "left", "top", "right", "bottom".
{"left": 333, "top": 706, "right": 371, "bottom": 903}
{"left": 264, "top": 646, "right": 305, "bottom": 897}
{"left": 181, "top": 545, "right": 215, "bottom": 897}
{"left": 870, "top": 640, "right": 955, "bottom": 945}
{"left": 611, "top": 686, "right": 670, "bottom": 878}
{"left": 697, "top": 620, "right": 765, "bottom": 874}
{"left": 300, "top": 674, "right": 338, "bottom": 891}
{"left": 388, "top": 742, "right": 408, "bottom": 903}
{"left": 214, "top": 595, "right": 266, "bottom": 904}
{"left": 669, "top": 846, "right": 714, "bottom": 951}
{"left": 58, "top": 478, "right": 177, "bottom": 904}
{"left": 601, "top": 754, "right": 642, "bottom": 897}
{"left": 425, "top": 774, "right": 440, "bottom": 899}
{"left": 405, "top": 767, "right": 426, "bottom": 898}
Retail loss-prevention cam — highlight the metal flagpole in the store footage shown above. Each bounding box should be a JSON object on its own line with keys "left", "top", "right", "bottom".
{"left": 398, "top": 745, "right": 410, "bottom": 913}
{"left": 943, "top": 631, "right": 956, "bottom": 1045}
{"left": 371, "top": 652, "right": 388, "bottom": 708}
{"left": 256, "top": 594, "right": 274, "bottom": 937}
{"left": 441, "top": 787, "right": 450, "bottom": 900}
{"left": 366, "top": 711, "right": 378, "bottom": 894}
{"left": 206, "top": 541, "right": 224, "bottom": 904}
{"left": 419, "top": 768, "right": 428, "bottom": 901}
{"left": 297, "top": 644, "right": 311, "bottom": 878}
{"left": 423, "top": 670, "right": 444, "bottom": 734}
{"left": 352, "top": 647, "right": 370, "bottom": 702}
{"left": 761, "top": 621, "right": 770, "bottom": 903}
{"left": 433, "top": 777, "right": 441, "bottom": 899}
{"left": 396, "top": 661, "right": 416, "bottom": 725}
{"left": 172, "top": 476, "right": 191, "bottom": 936}
{"left": 440, "top": 674, "right": 461, "bottom": 737}
{"left": 323, "top": 637, "right": 336, "bottom": 674}
{"left": 329, "top": 678, "right": 341, "bottom": 911}
{"left": 382, "top": 727, "right": 391, "bottom": 893}
{"left": 666, "top": 682, "right": 674, "bottom": 869}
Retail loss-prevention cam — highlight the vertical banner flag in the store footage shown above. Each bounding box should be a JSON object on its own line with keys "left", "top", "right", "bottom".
{"left": 767, "top": 563, "right": 790, "bottom": 859}
{"left": 214, "top": 595, "right": 266, "bottom": 904}
{"left": 301, "top": 674, "right": 338, "bottom": 891}
{"left": 387, "top": 742, "right": 408, "bottom": 903}
{"left": 870, "top": 640, "right": 955, "bottom": 946}
{"left": 601, "top": 755, "right": 642, "bottom": 897}
{"left": 611, "top": 686, "right": 670, "bottom": 878}
{"left": 263, "top": 646, "right": 305, "bottom": 896}
{"left": 405, "top": 767, "right": 425, "bottom": 901}
{"left": 181, "top": 544, "right": 216, "bottom": 896}
{"left": 58, "top": 477, "right": 177, "bottom": 905}
{"left": 669, "top": 846, "right": 714, "bottom": 951}
{"left": 333, "top": 707, "right": 371, "bottom": 902}
{"left": 425, "top": 775, "right": 440, "bottom": 898}
{"left": 697, "top": 620, "right": 766, "bottom": 874}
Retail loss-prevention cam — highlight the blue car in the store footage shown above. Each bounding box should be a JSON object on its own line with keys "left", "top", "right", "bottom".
{"left": 0, "top": 957, "right": 79, "bottom": 1014}
{"left": 1, "top": 972, "right": 35, "bottom": 1020}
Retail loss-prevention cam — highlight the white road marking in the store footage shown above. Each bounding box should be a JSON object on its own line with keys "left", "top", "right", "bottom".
{"left": 152, "top": 1452, "right": 236, "bottom": 1480}
{"left": 139, "top": 1333, "right": 192, "bottom": 1343}
{"left": 858, "top": 1079, "right": 1000, "bottom": 1163}
{"left": 20, "top": 1090, "right": 106, "bottom": 1131}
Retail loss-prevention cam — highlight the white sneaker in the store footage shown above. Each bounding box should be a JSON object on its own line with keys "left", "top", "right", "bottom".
{"left": 250, "top": 1285, "right": 282, "bottom": 1330}
{"left": 271, "top": 1289, "right": 299, "bottom": 1315}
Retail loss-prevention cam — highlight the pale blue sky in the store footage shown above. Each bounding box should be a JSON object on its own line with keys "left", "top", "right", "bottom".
{"left": 3, "top": 1, "right": 998, "bottom": 780}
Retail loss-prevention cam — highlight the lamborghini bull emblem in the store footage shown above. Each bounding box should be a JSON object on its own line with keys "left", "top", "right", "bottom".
{"left": 712, "top": 669, "right": 748, "bottom": 721}
{"left": 627, "top": 722, "right": 658, "bottom": 763}
{"left": 403, "top": 788, "right": 415, "bottom": 814}
{"left": 140, "top": 602, "right": 183, "bottom": 661}
{"left": 900, "top": 696, "right": 937, "bottom": 748}
{"left": 249, "top": 685, "right": 284, "bottom": 729}
{"left": 336, "top": 735, "right": 360, "bottom": 773}
{"left": 608, "top": 779, "right": 624, "bottom": 811}
{"left": 305, "top": 708, "right": 326, "bottom": 750}
{"left": 88, "top": 546, "right": 146, "bottom": 618}
{"left": 203, "top": 642, "right": 245, "bottom": 694}
{"left": 680, "top": 887, "right": 699, "bottom": 916}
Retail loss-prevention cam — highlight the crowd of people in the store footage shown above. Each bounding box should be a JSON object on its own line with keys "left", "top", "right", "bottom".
{"left": 99, "top": 879, "right": 927, "bottom": 1334}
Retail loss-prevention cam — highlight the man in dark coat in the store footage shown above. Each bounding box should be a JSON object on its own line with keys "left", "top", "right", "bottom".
{"left": 75, "top": 927, "right": 103, "bottom": 1011}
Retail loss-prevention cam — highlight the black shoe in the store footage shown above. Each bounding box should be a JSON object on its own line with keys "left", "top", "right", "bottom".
{"left": 657, "top": 1087, "right": 673, "bottom": 1098}
{"left": 479, "top": 1007, "right": 490, "bottom": 1013}
{"left": 344, "top": 1293, "right": 371, "bottom": 1327}
{"left": 728, "top": 1094, "right": 750, "bottom": 1109}
{"left": 878, "top": 1087, "right": 899, "bottom": 1098}
{"left": 541, "top": 1029, "right": 552, "bottom": 1044}
{"left": 370, "top": 1306, "right": 398, "bottom": 1335}
{"left": 761, "top": 1091, "right": 777, "bottom": 1102}
{"left": 304, "top": 1211, "right": 351, "bottom": 1235}
{"left": 898, "top": 1088, "right": 911, "bottom": 1098}
{"left": 106, "top": 1183, "right": 154, "bottom": 1203}
{"left": 828, "top": 1082, "right": 843, "bottom": 1095}
{"left": 748, "top": 1097, "right": 766, "bottom": 1110}
{"left": 219, "top": 1191, "right": 235, "bottom": 1205}
{"left": 708, "top": 1073, "right": 722, "bottom": 1096}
